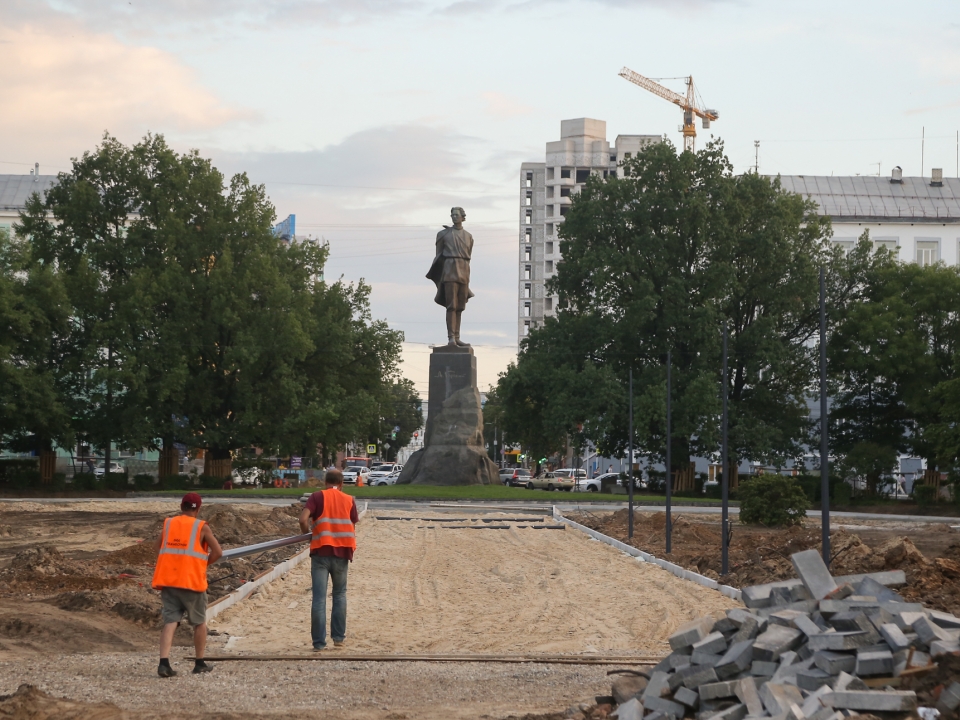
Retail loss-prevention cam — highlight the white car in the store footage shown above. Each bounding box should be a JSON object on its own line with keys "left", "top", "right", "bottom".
{"left": 93, "top": 461, "right": 124, "bottom": 477}
{"left": 373, "top": 469, "right": 402, "bottom": 487}
{"left": 368, "top": 463, "right": 402, "bottom": 482}
{"left": 341, "top": 466, "right": 370, "bottom": 485}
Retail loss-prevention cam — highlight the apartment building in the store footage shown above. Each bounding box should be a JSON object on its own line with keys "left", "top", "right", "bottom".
{"left": 517, "top": 118, "right": 661, "bottom": 344}
{"left": 0, "top": 170, "right": 58, "bottom": 235}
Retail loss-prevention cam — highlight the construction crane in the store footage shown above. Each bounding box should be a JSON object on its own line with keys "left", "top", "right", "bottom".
{"left": 618, "top": 67, "right": 718, "bottom": 153}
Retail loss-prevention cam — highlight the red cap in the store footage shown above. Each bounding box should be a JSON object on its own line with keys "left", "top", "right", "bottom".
{"left": 181, "top": 492, "right": 202, "bottom": 510}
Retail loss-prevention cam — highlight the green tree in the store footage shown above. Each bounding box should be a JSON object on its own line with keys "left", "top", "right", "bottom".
{"left": 499, "top": 141, "right": 838, "bottom": 479}
{"left": 377, "top": 379, "right": 423, "bottom": 462}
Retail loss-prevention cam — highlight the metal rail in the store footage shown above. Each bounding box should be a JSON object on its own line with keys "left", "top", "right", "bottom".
{"left": 220, "top": 533, "right": 312, "bottom": 560}
{"left": 198, "top": 653, "right": 661, "bottom": 665}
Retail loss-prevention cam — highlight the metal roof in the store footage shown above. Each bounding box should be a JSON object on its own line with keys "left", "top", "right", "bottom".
{"left": 774, "top": 175, "right": 960, "bottom": 223}
{"left": 0, "top": 175, "right": 58, "bottom": 211}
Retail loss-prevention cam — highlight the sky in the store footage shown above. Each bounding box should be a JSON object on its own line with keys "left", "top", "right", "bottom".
{"left": 3, "top": 0, "right": 960, "bottom": 398}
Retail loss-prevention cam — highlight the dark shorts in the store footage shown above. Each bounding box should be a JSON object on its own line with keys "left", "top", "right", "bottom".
{"left": 443, "top": 282, "right": 469, "bottom": 311}
{"left": 160, "top": 587, "right": 207, "bottom": 626}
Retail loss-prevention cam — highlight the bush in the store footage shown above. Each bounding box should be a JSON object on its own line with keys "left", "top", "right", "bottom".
{"left": 704, "top": 483, "right": 722, "bottom": 499}
{"left": 833, "top": 481, "right": 852, "bottom": 505}
{"left": 197, "top": 474, "right": 227, "bottom": 489}
{"left": 104, "top": 472, "right": 131, "bottom": 491}
{"left": 133, "top": 474, "right": 157, "bottom": 490}
{"left": 738, "top": 475, "right": 809, "bottom": 527}
{"left": 158, "top": 474, "right": 191, "bottom": 490}
{"left": 913, "top": 484, "right": 937, "bottom": 507}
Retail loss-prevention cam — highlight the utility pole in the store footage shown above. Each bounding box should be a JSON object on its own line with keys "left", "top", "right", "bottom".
{"left": 628, "top": 367, "right": 634, "bottom": 539}
{"left": 721, "top": 323, "right": 729, "bottom": 576}
{"left": 104, "top": 345, "right": 113, "bottom": 483}
{"left": 820, "top": 266, "right": 831, "bottom": 565}
{"left": 665, "top": 351, "right": 672, "bottom": 553}
{"left": 754, "top": 141, "right": 760, "bottom": 174}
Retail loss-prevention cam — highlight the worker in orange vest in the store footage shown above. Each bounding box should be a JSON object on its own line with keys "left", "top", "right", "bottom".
{"left": 152, "top": 492, "right": 222, "bottom": 678}
{"left": 299, "top": 469, "right": 358, "bottom": 650}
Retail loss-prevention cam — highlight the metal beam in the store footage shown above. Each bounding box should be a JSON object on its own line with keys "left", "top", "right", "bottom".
{"left": 220, "top": 533, "right": 312, "bottom": 561}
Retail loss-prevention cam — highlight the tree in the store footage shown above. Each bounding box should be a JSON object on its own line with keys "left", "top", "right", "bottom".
{"left": 377, "top": 379, "right": 423, "bottom": 462}
{"left": 499, "top": 140, "right": 837, "bottom": 482}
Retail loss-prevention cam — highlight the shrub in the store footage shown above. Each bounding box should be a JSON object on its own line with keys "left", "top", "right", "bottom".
{"left": 833, "top": 481, "right": 852, "bottom": 506}
{"left": 158, "top": 474, "right": 191, "bottom": 490}
{"left": 104, "top": 472, "right": 131, "bottom": 491}
{"left": 704, "top": 483, "right": 722, "bottom": 499}
{"left": 133, "top": 474, "right": 157, "bottom": 491}
{"left": 738, "top": 475, "right": 809, "bottom": 527}
{"left": 913, "top": 484, "right": 937, "bottom": 507}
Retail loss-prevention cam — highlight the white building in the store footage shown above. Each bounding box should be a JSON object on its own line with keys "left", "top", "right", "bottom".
{"left": 517, "top": 119, "right": 661, "bottom": 343}
{"left": 776, "top": 170, "right": 960, "bottom": 266}
{"left": 0, "top": 170, "right": 58, "bottom": 236}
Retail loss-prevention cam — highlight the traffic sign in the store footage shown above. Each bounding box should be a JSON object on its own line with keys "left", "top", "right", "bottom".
{"left": 367, "top": 444, "right": 377, "bottom": 454}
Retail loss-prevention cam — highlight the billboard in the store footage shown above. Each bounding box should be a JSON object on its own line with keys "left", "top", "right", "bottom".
{"left": 272, "top": 214, "right": 296, "bottom": 242}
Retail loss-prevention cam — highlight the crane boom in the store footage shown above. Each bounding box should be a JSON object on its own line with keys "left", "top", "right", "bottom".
{"left": 618, "top": 66, "right": 718, "bottom": 153}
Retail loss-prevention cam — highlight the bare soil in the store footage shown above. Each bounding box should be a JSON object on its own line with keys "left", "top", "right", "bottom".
{"left": 568, "top": 509, "right": 960, "bottom": 615}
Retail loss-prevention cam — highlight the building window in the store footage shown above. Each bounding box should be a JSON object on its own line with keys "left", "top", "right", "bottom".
{"left": 545, "top": 297, "right": 553, "bottom": 311}
{"left": 524, "top": 228, "right": 532, "bottom": 242}
{"left": 624, "top": 152, "right": 632, "bottom": 159}
{"left": 525, "top": 210, "right": 532, "bottom": 224}
{"left": 559, "top": 206, "right": 568, "bottom": 217}
{"left": 523, "top": 302, "right": 531, "bottom": 317}
{"left": 917, "top": 238, "right": 940, "bottom": 266}
{"left": 833, "top": 238, "right": 856, "bottom": 255}
{"left": 524, "top": 247, "right": 531, "bottom": 261}
{"left": 546, "top": 260, "right": 554, "bottom": 273}
{"left": 525, "top": 192, "right": 532, "bottom": 206}
{"left": 523, "top": 284, "right": 531, "bottom": 298}
{"left": 546, "top": 241, "right": 554, "bottom": 254}
{"left": 546, "top": 224, "right": 553, "bottom": 237}
{"left": 873, "top": 237, "right": 898, "bottom": 254}
{"left": 576, "top": 169, "right": 590, "bottom": 183}
{"left": 560, "top": 187, "right": 571, "bottom": 198}
{"left": 524, "top": 265, "right": 531, "bottom": 280}
{"left": 525, "top": 172, "right": 533, "bottom": 188}
{"left": 610, "top": 154, "right": 617, "bottom": 162}
{"left": 523, "top": 321, "right": 530, "bottom": 336}
{"left": 560, "top": 168, "right": 571, "bottom": 179}
{"left": 546, "top": 186, "right": 554, "bottom": 199}
{"left": 547, "top": 167, "right": 554, "bottom": 181}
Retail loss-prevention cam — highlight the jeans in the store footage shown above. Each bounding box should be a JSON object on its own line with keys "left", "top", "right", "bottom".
{"left": 310, "top": 554, "right": 349, "bottom": 648}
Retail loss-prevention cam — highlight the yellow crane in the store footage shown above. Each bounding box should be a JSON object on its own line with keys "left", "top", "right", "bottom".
{"left": 618, "top": 67, "right": 718, "bottom": 153}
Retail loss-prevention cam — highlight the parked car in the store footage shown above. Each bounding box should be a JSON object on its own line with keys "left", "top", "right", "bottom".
{"left": 231, "top": 467, "right": 263, "bottom": 487}
{"left": 342, "top": 466, "right": 370, "bottom": 485}
{"left": 369, "top": 463, "right": 402, "bottom": 482}
{"left": 528, "top": 471, "right": 575, "bottom": 491}
{"left": 93, "top": 461, "right": 124, "bottom": 477}
{"left": 373, "top": 469, "right": 402, "bottom": 486}
{"left": 499, "top": 468, "right": 532, "bottom": 486}
{"left": 575, "top": 472, "right": 619, "bottom": 492}
{"left": 554, "top": 468, "right": 587, "bottom": 481}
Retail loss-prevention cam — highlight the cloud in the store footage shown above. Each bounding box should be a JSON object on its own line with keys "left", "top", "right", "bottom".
{"left": 482, "top": 91, "right": 534, "bottom": 119}
{"left": 0, "top": 23, "right": 247, "bottom": 160}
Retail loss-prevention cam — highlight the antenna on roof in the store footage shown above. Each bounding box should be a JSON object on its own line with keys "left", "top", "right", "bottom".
{"left": 33, "top": 163, "right": 39, "bottom": 181}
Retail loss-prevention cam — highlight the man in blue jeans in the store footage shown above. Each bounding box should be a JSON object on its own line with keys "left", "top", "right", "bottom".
{"left": 299, "top": 469, "right": 359, "bottom": 650}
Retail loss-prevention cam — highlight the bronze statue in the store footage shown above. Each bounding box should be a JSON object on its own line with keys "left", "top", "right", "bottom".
{"left": 426, "top": 207, "right": 474, "bottom": 346}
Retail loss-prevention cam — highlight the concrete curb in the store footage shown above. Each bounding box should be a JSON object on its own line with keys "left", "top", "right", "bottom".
{"left": 553, "top": 506, "right": 742, "bottom": 603}
{"left": 206, "top": 502, "right": 368, "bottom": 622}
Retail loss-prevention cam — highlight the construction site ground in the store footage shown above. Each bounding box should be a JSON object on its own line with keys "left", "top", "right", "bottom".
{"left": 2, "top": 500, "right": 957, "bottom": 719}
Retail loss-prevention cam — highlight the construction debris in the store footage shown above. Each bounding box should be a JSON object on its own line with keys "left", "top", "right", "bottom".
{"left": 599, "top": 548, "right": 960, "bottom": 720}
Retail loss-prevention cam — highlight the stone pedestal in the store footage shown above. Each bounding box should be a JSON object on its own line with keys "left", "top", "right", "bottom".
{"left": 397, "top": 345, "right": 499, "bottom": 486}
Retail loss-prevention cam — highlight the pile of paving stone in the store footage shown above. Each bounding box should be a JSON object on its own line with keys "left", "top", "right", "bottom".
{"left": 610, "top": 549, "right": 960, "bottom": 720}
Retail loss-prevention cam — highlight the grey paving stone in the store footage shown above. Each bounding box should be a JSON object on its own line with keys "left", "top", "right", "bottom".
{"left": 877, "top": 622, "right": 910, "bottom": 651}
{"left": 769, "top": 609, "right": 811, "bottom": 628}
{"left": 757, "top": 600, "right": 819, "bottom": 619}
{"left": 674, "top": 686, "right": 700, "bottom": 709}
{"left": 725, "top": 608, "right": 759, "bottom": 626}
{"left": 670, "top": 617, "right": 716, "bottom": 651}
{"left": 913, "top": 615, "right": 952, "bottom": 645}
{"left": 692, "top": 650, "right": 723, "bottom": 666}
{"left": 936, "top": 681, "right": 960, "bottom": 712}
{"left": 611, "top": 675, "right": 648, "bottom": 705}
{"left": 693, "top": 631, "right": 728, "bottom": 656}
{"left": 730, "top": 616, "right": 761, "bottom": 645}
{"left": 735, "top": 677, "right": 764, "bottom": 717}
{"left": 832, "top": 672, "right": 868, "bottom": 691}
{"left": 808, "top": 709, "right": 844, "bottom": 720}
{"left": 742, "top": 579, "right": 806, "bottom": 609}
{"left": 713, "top": 618, "right": 739, "bottom": 634}
{"left": 801, "top": 684, "right": 834, "bottom": 718}
{"left": 822, "top": 690, "right": 917, "bottom": 712}
{"left": 930, "top": 609, "right": 960, "bottom": 629}
{"left": 706, "top": 703, "right": 747, "bottom": 720}
{"left": 794, "top": 614, "right": 823, "bottom": 637}
{"left": 759, "top": 683, "right": 804, "bottom": 716}
{"left": 716, "top": 639, "right": 754, "bottom": 680}
{"left": 905, "top": 649, "right": 930, "bottom": 669}
{"left": 819, "top": 600, "right": 922, "bottom": 616}
{"left": 681, "top": 665, "right": 720, "bottom": 690}
{"left": 855, "top": 576, "right": 904, "bottom": 604}
{"left": 930, "top": 637, "right": 960, "bottom": 656}
{"left": 893, "top": 610, "right": 926, "bottom": 631}
{"left": 698, "top": 680, "right": 739, "bottom": 701}
{"left": 751, "top": 660, "right": 778, "bottom": 677}
{"left": 854, "top": 648, "right": 894, "bottom": 676}
{"left": 827, "top": 611, "right": 873, "bottom": 633}
{"left": 864, "top": 606, "right": 894, "bottom": 633}
{"left": 668, "top": 652, "right": 694, "bottom": 670}
{"left": 641, "top": 671, "right": 671, "bottom": 701}
{"left": 796, "top": 668, "right": 834, "bottom": 691}
{"left": 610, "top": 697, "right": 643, "bottom": 720}
{"left": 806, "top": 631, "right": 877, "bottom": 652}
{"left": 792, "top": 549, "right": 839, "bottom": 600}
{"left": 645, "top": 711, "right": 668, "bottom": 720}
{"left": 813, "top": 650, "right": 856, "bottom": 675}
{"left": 644, "top": 695, "right": 687, "bottom": 718}
{"left": 753, "top": 625, "right": 804, "bottom": 661}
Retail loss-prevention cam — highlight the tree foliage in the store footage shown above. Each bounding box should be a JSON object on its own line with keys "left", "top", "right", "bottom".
{"left": 738, "top": 474, "right": 809, "bottom": 526}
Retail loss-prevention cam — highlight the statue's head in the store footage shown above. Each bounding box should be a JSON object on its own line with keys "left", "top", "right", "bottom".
{"left": 450, "top": 207, "right": 466, "bottom": 223}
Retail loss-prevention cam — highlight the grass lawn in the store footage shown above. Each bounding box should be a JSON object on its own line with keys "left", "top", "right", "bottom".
{"left": 140, "top": 485, "right": 726, "bottom": 503}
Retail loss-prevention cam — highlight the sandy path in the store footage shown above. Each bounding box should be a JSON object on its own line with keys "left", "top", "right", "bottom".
{"left": 212, "top": 513, "right": 738, "bottom": 656}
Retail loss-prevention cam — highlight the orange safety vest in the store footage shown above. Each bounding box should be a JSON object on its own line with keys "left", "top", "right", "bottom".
{"left": 151, "top": 515, "right": 210, "bottom": 592}
{"left": 310, "top": 488, "right": 357, "bottom": 552}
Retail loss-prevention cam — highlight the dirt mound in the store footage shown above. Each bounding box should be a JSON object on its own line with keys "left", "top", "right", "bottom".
{"left": 99, "top": 541, "right": 156, "bottom": 567}
{"left": 201, "top": 505, "right": 298, "bottom": 544}
{"left": 9, "top": 546, "right": 67, "bottom": 574}
{"left": 0, "top": 684, "right": 124, "bottom": 720}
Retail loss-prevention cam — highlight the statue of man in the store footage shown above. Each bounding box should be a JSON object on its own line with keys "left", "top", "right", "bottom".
{"left": 426, "top": 207, "right": 474, "bottom": 347}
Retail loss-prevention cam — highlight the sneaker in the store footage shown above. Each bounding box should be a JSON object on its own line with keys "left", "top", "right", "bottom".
{"left": 312, "top": 645, "right": 326, "bottom": 652}
{"left": 333, "top": 640, "right": 345, "bottom": 648}
{"left": 192, "top": 662, "right": 213, "bottom": 674}
{"left": 158, "top": 664, "right": 177, "bottom": 678}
